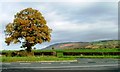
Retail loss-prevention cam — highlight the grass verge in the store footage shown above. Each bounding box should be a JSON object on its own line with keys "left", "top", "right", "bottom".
{"left": 1, "top": 55, "right": 119, "bottom": 62}
{"left": 1, "top": 56, "right": 75, "bottom": 62}
{"left": 63, "top": 55, "right": 120, "bottom": 58}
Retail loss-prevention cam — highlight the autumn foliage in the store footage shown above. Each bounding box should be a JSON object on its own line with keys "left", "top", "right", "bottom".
{"left": 5, "top": 8, "right": 52, "bottom": 52}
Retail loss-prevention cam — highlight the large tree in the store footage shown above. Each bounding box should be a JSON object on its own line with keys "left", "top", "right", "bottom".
{"left": 5, "top": 8, "right": 52, "bottom": 52}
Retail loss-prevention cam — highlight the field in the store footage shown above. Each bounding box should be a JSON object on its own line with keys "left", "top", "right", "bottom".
{"left": 33, "top": 48, "right": 119, "bottom": 52}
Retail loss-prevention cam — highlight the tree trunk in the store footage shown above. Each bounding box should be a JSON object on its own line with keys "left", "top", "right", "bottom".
{"left": 25, "top": 42, "right": 34, "bottom": 56}
{"left": 26, "top": 46, "right": 34, "bottom": 56}
{"left": 25, "top": 41, "right": 32, "bottom": 52}
{"left": 26, "top": 46, "right": 32, "bottom": 52}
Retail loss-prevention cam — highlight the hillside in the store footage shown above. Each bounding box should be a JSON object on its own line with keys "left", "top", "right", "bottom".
{"left": 43, "top": 40, "right": 119, "bottom": 50}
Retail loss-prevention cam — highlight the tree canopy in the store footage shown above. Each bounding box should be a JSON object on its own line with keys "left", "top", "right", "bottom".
{"left": 5, "top": 8, "right": 52, "bottom": 52}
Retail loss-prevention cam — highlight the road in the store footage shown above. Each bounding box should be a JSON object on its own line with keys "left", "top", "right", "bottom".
{"left": 0, "top": 58, "right": 120, "bottom": 72}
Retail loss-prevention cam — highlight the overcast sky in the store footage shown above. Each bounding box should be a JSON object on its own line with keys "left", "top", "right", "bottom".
{"left": 0, "top": 1, "right": 118, "bottom": 50}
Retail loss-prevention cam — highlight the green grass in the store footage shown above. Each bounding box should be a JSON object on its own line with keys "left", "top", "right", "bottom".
{"left": 1, "top": 55, "right": 119, "bottom": 62}
{"left": 1, "top": 56, "right": 75, "bottom": 62}
{"left": 64, "top": 55, "right": 120, "bottom": 58}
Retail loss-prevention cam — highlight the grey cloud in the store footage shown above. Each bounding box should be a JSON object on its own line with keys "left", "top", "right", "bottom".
{"left": 47, "top": 2, "right": 117, "bottom": 24}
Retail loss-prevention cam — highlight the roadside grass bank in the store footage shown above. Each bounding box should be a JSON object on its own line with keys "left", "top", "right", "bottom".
{"left": 63, "top": 55, "right": 119, "bottom": 58}
{"left": 1, "top": 56, "right": 75, "bottom": 62}
{"left": 1, "top": 55, "right": 119, "bottom": 62}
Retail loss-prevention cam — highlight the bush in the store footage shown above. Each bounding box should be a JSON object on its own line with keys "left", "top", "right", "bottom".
{"left": 57, "top": 52, "right": 63, "bottom": 58}
{"left": 5, "top": 50, "right": 34, "bottom": 57}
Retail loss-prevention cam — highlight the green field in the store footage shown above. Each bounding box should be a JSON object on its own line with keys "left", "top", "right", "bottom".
{"left": 33, "top": 48, "right": 119, "bottom": 52}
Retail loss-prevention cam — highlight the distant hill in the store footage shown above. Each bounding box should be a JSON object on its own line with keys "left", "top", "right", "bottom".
{"left": 42, "top": 40, "right": 119, "bottom": 50}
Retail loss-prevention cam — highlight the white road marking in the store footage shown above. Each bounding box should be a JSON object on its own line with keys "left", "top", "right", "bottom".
{"left": 5, "top": 64, "right": 118, "bottom": 69}
{"left": 20, "top": 63, "right": 31, "bottom": 65}
{"left": 41, "top": 63, "right": 51, "bottom": 64}
{"left": 60, "top": 62, "right": 70, "bottom": 64}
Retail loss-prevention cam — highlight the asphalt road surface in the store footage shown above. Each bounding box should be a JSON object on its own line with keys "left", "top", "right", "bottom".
{"left": 1, "top": 58, "right": 120, "bottom": 72}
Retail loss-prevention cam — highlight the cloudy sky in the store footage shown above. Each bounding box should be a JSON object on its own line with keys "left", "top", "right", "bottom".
{"left": 0, "top": 1, "right": 118, "bottom": 50}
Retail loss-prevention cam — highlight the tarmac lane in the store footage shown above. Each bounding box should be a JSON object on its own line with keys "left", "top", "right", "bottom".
{"left": 1, "top": 58, "right": 120, "bottom": 72}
